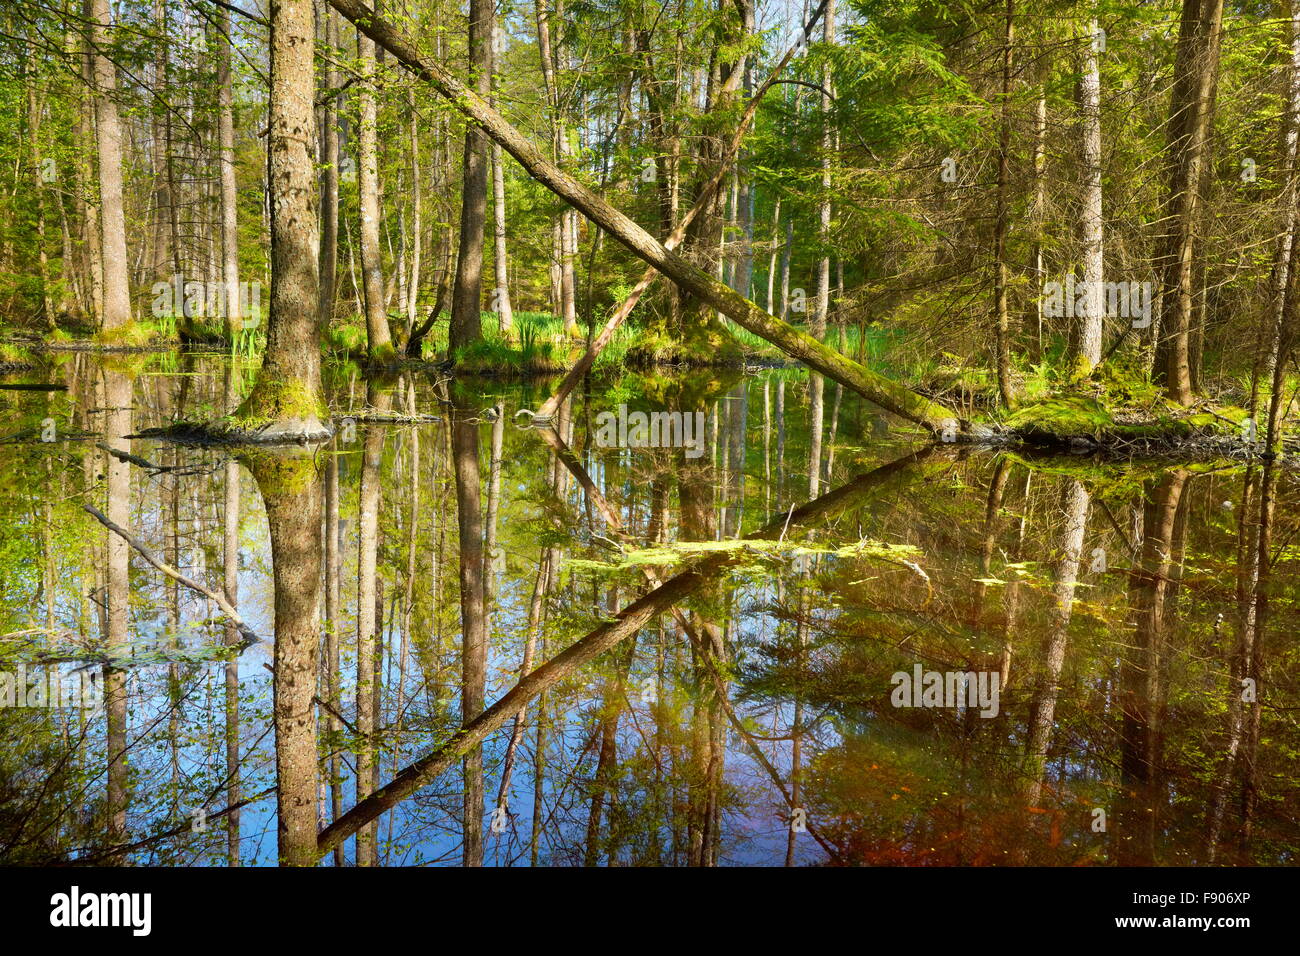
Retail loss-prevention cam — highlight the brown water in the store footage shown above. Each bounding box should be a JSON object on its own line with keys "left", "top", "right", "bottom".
{"left": 0, "top": 351, "right": 1296, "bottom": 865}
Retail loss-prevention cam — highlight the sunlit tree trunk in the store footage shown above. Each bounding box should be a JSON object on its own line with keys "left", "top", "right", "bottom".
{"left": 1116, "top": 471, "right": 1186, "bottom": 864}
{"left": 449, "top": 0, "right": 494, "bottom": 355}
{"left": 87, "top": 0, "right": 131, "bottom": 331}
{"left": 1024, "top": 479, "right": 1090, "bottom": 809}
{"left": 359, "top": 18, "right": 395, "bottom": 360}
{"left": 1071, "top": 15, "right": 1104, "bottom": 373}
{"left": 490, "top": 23, "right": 514, "bottom": 337}
{"left": 236, "top": 0, "right": 325, "bottom": 437}
{"left": 318, "top": 7, "right": 340, "bottom": 331}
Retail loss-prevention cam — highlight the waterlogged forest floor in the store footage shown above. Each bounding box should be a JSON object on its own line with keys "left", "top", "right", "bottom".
{"left": 4, "top": 325, "right": 1292, "bottom": 458}
{"left": 1, "top": 349, "right": 1298, "bottom": 865}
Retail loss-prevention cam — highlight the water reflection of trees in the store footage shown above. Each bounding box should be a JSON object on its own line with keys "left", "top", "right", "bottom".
{"left": 0, "top": 357, "right": 1296, "bottom": 866}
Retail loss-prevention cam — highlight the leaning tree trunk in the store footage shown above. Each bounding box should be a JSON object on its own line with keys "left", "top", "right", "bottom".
{"left": 234, "top": 0, "right": 327, "bottom": 440}
{"left": 1151, "top": 0, "right": 1224, "bottom": 403}
{"left": 327, "top": 0, "right": 968, "bottom": 437}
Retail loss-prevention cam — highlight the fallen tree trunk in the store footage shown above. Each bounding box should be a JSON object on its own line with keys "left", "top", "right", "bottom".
{"left": 327, "top": 0, "right": 968, "bottom": 437}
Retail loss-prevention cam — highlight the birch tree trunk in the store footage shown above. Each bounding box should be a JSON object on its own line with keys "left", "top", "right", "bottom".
{"left": 1072, "top": 16, "right": 1104, "bottom": 372}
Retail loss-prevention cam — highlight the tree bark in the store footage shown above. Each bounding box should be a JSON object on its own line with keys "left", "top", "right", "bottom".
{"left": 359, "top": 20, "right": 395, "bottom": 360}
{"left": 449, "top": 0, "right": 494, "bottom": 355}
{"left": 235, "top": 0, "right": 326, "bottom": 438}
{"left": 1152, "top": 0, "right": 1224, "bottom": 403}
{"left": 87, "top": 0, "right": 131, "bottom": 330}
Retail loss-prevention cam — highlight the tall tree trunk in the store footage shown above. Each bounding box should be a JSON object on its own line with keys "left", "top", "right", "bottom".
{"left": 449, "top": 0, "right": 494, "bottom": 355}
{"left": 318, "top": 7, "right": 340, "bottom": 331}
{"left": 236, "top": 0, "right": 326, "bottom": 438}
{"left": 218, "top": 0, "right": 241, "bottom": 338}
{"left": 88, "top": 0, "right": 131, "bottom": 331}
{"left": 407, "top": 89, "right": 423, "bottom": 331}
{"left": 490, "top": 23, "right": 513, "bottom": 336}
{"left": 813, "top": 0, "right": 835, "bottom": 340}
{"left": 1258, "top": 2, "right": 1300, "bottom": 451}
{"left": 359, "top": 19, "right": 395, "bottom": 360}
{"left": 991, "top": 0, "right": 1015, "bottom": 406}
{"left": 1152, "top": 0, "right": 1225, "bottom": 403}
{"left": 1071, "top": 15, "right": 1104, "bottom": 373}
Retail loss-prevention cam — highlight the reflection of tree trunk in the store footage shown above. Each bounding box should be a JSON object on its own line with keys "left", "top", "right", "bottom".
{"left": 1024, "top": 479, "right": 1091, "bottom": 808}
{"left": 679, "top": 406, "right": 725, "bottom": 867}
{"left": 1116, "top": 471, "right": 1186, "bottom": 865}
{"left": 102, "top": 368, "right": 132, "bottom": 859}
{"left": 1240, "top": 461, "right": 1277, "bottom": 854}
{"left": 222, "top": 366, "right": 242, "bottom": 866}
{"left": 1001, "top": 471, "right": 1031, "bottom": 687}
{"left": 452, "top": 399, "right": 487, "bottom": 865}
{"left": 355, "top": 385, "right": 391, "bottom": 865}
{"left": 1206, "top": 469, "right": 1258, "bottom": 859}
{"left": 324, "top": 432, "right": 344, "bottom": 865}
{"left": 484, "top": 407, "right": 505, "bottom": 604}
{"left": 247, "top": 452, "right": 323, "bottom": 866}
{"left": 584, "top": 603, "right": 635, "bottom": 866}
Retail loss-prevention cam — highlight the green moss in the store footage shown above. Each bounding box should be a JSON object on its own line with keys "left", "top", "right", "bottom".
{"left": 231, "top": 376, "right": 325, "bottom": 425}
{"left": 239, "top": 448, "right": 321, "bottom": 496}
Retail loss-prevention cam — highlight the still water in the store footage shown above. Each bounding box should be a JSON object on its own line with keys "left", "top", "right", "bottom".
{"left": 1, "top": 351, "right": 1296, "bottom": 865}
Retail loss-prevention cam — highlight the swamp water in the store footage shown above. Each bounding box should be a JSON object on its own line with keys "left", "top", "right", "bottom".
{"left": 0, "top": 351, "right": 1296, "bottom": 865}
